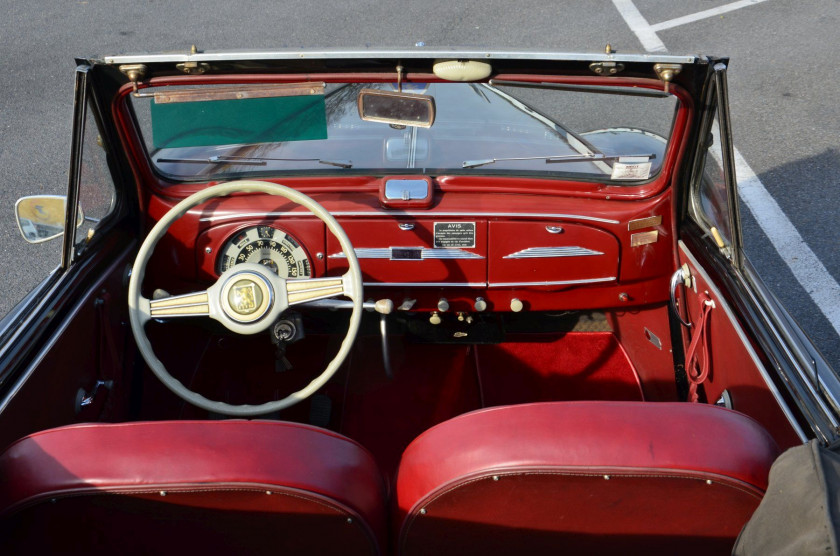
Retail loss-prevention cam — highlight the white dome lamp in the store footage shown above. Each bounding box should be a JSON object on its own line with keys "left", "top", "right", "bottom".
{"left": 432, "top": 60, "right": 493, "bottom": 82}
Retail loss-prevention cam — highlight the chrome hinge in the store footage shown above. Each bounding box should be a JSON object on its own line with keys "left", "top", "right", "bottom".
{"left": 177, "top": 44, "right": 209, "bottom": 75}
{"left": 654, "top": 63, "right": 682, "bottom": 93}
{"left": 118, "top": 64, "right": 147, "bottom": 94}
{"left": 589, "top": 61, "right": 625, "bottom": 76}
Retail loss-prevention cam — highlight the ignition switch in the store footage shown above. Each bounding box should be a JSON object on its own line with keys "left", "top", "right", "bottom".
{"left": 275, "top": 321, "right": 294, "bottom": 341}
{"left": 271, "top": 312, "right": 305, "bottom": 372}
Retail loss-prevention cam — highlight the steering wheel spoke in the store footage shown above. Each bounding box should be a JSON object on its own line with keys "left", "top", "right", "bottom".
{"left": 147, "top": 290, "right": 212, "bottom": 319}
{"left": 286, "top": 273, "right": 355, "bottom": 306}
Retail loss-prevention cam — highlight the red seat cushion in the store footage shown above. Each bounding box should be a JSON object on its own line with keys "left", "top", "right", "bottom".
{"left": 0, "top": 420, "right": 386, "bottom": 555}
{"left": 395, "top": 401, "right": 780, "bottom": 555}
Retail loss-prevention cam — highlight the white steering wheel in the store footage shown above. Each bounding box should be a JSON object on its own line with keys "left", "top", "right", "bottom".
{"left": 127, "top": 180, "right": 363, "bottom": 417}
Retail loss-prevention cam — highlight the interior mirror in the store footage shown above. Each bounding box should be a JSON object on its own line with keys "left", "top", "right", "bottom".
{"left": 358, "top": 88, "right": 435, "bottom": 128}
{"left": 15, "top": 195, "right": 83, "bottom": 244}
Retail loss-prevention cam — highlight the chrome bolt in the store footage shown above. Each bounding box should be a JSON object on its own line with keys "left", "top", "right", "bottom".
{"left": 204, "top": 247, "right": 212, "bottom": 254}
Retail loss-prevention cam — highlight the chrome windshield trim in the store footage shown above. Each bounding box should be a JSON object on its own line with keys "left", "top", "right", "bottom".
{"left": 503, "top": 246, "right": 604, "bottom": 259}
{"left": 199, "top": 211, "right": 619, "bottom": 225}
{"left": 103, "top": 49, "right": 696, "bottom": 65}
{"left": 488, "top": 277, "right": 615, "bottom": 287}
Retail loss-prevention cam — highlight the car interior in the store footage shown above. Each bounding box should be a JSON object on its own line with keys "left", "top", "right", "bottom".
{"left": 0, "top": 53, "right": 815, "bottom": 555}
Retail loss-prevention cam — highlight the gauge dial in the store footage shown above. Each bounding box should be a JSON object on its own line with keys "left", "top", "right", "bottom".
{"left": 217, "top": 225, "right": 313, "bottom": 279}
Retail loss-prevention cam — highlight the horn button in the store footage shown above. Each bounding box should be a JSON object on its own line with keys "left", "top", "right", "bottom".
{"left": 220, "top": 271, "right": 273, "bottom": 323}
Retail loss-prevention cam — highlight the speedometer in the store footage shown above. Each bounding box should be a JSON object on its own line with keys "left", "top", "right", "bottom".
{"left": 217, "top": 225, "right": 313, "bottom": 279}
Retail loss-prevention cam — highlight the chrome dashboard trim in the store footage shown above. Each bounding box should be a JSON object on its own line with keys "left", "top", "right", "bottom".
{"left": 358, "top": 277, "right": 616, "bottom": 288}
{"left": 503, "top": 246, "right": 604, "bottom": 259}
{"left": 488, "top": 277, "right": 615, "bottom": 287}
{"left": 364, "top": 282, "right": 487, "bottom": 288}
{"left": 329, "top": 247, "right": 484, "bottom": 260}
{"left": 199, "top": 211, "right": 620, "bottom": 225}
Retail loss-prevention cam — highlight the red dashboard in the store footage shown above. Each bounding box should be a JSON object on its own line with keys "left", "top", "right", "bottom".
{"left": 143, "top": 178, "right": 675, "bottom": 314}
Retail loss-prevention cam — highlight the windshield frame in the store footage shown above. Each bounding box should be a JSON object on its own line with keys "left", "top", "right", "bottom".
{"left": 114, "top": 71, "right": 693, "bottom": 200}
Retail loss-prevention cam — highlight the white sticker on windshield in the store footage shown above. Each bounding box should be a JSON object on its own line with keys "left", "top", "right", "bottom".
{"left": 611, "top": 157, "right": 652, "bottom": 180}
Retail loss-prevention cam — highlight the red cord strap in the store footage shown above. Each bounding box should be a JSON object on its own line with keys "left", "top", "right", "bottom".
{"left": 685, "top": 293, "right": 715, "bottom": 403}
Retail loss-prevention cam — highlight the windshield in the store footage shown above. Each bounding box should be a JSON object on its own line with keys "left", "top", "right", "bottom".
{"left": 130, "top": 81, "right": 678, "bottom": 183}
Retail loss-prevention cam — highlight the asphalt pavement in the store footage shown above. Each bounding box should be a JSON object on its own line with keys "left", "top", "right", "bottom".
{"left": 1, "top": 0, "right": 838, "bottom": 366}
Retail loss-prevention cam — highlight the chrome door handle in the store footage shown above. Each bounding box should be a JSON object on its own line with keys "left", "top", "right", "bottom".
{"left": 669, "top": 265, "right": 693, "bottom": 328}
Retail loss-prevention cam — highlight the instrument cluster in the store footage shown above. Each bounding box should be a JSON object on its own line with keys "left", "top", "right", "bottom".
{"left": 217, "top": 225, "right": 313, "bottom": 279}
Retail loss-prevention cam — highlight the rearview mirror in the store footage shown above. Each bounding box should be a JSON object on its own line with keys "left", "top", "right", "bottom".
{"left": 15, "top": 195, "right": 83, "bottom": 244}
{"left": 357, "top": 89, "right": 435, "bottom": 128}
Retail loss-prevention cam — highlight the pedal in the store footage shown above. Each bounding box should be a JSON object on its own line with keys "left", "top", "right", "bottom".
{"left": 309, "top": 394, "right": 332, "bottom": 428}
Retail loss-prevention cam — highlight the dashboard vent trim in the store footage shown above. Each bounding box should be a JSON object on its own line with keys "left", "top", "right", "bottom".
{"left": 503, "top": 246, "right": 604, "bottom": 259}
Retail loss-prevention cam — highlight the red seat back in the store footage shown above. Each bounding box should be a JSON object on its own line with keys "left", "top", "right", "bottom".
{"left": 396, "top": 402, "right": 780, "bottom": 555}
{"left": 0, "top": 421, "right": 386, "bottom": 555}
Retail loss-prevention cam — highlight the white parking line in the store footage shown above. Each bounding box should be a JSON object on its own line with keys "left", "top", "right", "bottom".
{"left": 734, "top": 150, "right": 840, "bottom": 336}
{"left": 613, "top": 0, "right": 840, "bottom": 337}
{"left": 611, "top": 0, "right": 667, "bottom": 52}
{"left": 649, "top": 0, "right": 772, "bottom": 32}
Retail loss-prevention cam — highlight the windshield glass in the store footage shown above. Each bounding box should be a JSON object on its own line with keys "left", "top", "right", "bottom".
{"left": 130, "top": 81, "right": 678, "bottom": 183}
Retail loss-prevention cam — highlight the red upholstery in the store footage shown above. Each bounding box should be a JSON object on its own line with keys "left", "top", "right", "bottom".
{"left": 0, "top": 420, "right": 386, "bottom": 555}
{"left": 396, "top": 401, "right": 780, "bottom": 555}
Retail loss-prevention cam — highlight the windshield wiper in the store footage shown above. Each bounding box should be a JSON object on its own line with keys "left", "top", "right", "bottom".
{"left": 462, "top": 153, "right": 655, "bottom": 169}
{"left": 156, "top": 155, "right": 353, "bottom": 168}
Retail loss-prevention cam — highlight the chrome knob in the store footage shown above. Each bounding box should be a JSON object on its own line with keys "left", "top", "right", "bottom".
{"left": 510, "top": 298, "right": 524, "bottom": 312}
{"left": 437, "top": 298, "right": 450, "bottom": 312}
{"left": 474, "top": 297, "right": 487, "bottom": 312}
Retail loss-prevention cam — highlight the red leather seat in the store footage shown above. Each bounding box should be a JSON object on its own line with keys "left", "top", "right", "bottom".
{"left": 0, "top": 420, "right": 386, "bottom": 555}
{"left": 395, "top": 401, "right": 780, "bottom": 556}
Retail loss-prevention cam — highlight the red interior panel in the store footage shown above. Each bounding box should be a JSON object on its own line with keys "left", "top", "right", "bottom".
{"left": 488, "top": 221, "right": 620, "bottom": 287}
{"left": 678, "top": 245, "right": 803, "bottom": 449}
{"left": 327, "top": 219, "right": 487, "bottom": 284}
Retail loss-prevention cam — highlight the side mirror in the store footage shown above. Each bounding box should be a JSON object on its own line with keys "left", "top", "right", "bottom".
{"left": 357, "top": 88, "right": 435, "bottom": 128}
{"left": 15, "top": 195, "right": 83, "bottom": 244}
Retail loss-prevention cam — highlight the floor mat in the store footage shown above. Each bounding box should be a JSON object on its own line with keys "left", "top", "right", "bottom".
{"left": 475, "top": 332, "right": 643, "bottom": 407}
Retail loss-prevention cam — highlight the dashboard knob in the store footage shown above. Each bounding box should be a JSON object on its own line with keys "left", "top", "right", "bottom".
{"left": 510, "top": 298, "right": 524, "bottom": 312}
{"left": 374, "top": 299, "right": 394, "bottom": 314}
{"left": 429, "top": 312, "right": 442, "bottom": 325}
{"left": 474, "top": 297, "right": 487, "bottom": 312}
{"left": 437, "top": 298, "right": 450, "bottom": 312}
